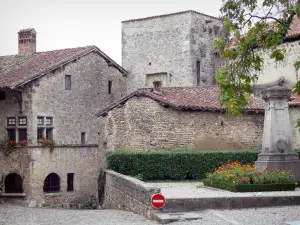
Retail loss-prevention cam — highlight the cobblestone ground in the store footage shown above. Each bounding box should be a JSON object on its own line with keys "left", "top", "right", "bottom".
{"left": 1, "top": 204, "right": 300, "bottom": 225}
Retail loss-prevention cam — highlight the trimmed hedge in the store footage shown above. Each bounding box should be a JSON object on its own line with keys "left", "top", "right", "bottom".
{"left": 203, "top": 179, "right": 296, "bottom": 192}
{"left": 107, "top": 149, "right": 300, "bottom": 181}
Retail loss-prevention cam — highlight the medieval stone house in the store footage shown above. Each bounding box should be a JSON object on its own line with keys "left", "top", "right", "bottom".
{"left": 0, "top": 28, "right": 127, "bottom": 207}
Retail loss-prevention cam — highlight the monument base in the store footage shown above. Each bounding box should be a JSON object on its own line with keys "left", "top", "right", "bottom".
{"left": 255, "top": 156, "right": 300, "bottom": 181}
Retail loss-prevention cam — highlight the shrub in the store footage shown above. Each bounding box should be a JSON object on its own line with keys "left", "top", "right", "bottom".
{"left": 206, "top": 161, "right": 295, "bottom": 184}
{"left": 107, "top": 149, "right": 264, "bottom": 181}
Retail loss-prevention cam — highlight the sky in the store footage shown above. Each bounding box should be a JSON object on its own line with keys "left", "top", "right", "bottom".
{"left": 0, "top": 0, "right": 223, "bottom": 64}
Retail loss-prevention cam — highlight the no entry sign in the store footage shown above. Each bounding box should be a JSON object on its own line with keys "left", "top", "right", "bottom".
{"left": 151, "top": 193, "right": 166, "bottom": 209}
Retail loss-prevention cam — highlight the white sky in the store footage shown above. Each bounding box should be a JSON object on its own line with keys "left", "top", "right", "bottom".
{"left": 0, "top": 0, "right": 223, "bottom": 64}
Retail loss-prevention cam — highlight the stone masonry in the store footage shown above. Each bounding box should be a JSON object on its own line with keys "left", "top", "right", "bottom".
{"left": 122, "top": 11, "right": 223, "bottom": 94}
{"left": 102, "top": 97, "right": 264, "bottom": 151}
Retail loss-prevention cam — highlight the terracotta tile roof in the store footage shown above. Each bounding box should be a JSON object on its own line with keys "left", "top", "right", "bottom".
{"left": 0, "top": 45, "right": 127, "bottom": 89}
{"left": 97, "top": 86, "right": 265, "bottom": 116}
{"left": 122, "top": 10, "right": 221, "bottom": 23}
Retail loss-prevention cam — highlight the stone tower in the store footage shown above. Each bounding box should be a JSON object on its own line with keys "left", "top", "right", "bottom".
{"left": 18, "top": 28, "right": 37, "bottom": 55}
{"left": 121, "top": 10, "right": 223, "bottom": 94}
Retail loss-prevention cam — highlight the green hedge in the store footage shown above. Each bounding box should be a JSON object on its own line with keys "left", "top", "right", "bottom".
{"left": 203, "top": 179, "right": 296, "bottom": 192}
{"left": 107, "top": 149, "right": 300, "bottom": 181}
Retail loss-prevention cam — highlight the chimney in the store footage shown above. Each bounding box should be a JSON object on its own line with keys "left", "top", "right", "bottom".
{"left": 18, "top": 28, "right": 37, "bottom": 55}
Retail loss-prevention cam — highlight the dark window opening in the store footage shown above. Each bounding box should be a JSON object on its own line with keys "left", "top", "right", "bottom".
{"left": 7, "top": 129, "right": 16, "bottom": 141}
{"left": 46, "top": 117, "right": 53, "bottom": 126}
{"left": 67, "top": 173, "right": 74, "bottom": 192}
{"left": 43, "top": 173, "right": 60, "bottom": 193}
{"left": 196, "top": 61, "right": 201, "bottom": 86}
{"left": 81, "top": 132, "right": 86, "bottom": 145}
{"left": 108, "top": 80, "right": 112, "bottom": 94}
{"left": 65, "top": 75, "right": 71, "bottom": 90}
{"left": 5, "top": 173, "right": 23, "bottom": 193}
{"left": 37, "top": 128, "right": 44, "bottom": 139}
{"left": 37, "top": 117, "right": 44, "bottom": 126}
{"left": 46, "top": 128, "right": 53, "bottom": 140}
{"left": 0, "top": 91, "right": 6, "bottom": 100}
{"left": 18, "top": 129, "right": 27, "bottom": 141}
{"left": 153, "top": 81, "right": 162, "bottom": 92}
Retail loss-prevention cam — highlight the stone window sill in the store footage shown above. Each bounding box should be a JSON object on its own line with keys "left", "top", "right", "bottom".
{"left": 2, "top": 193, "right": 26, "bottom": 197}
{"left": 44, "top": 192, "right": 61, "bottom": 197}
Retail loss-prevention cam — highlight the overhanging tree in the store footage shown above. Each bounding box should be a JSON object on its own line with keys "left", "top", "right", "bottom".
{"left": 215, "top": 0, "right": 300, "bottom": 117}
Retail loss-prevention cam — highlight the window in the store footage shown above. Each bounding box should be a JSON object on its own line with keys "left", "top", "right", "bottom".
{"left": 7, "top": 116, "right": 27, "bottom": 142}
{"left": 65, "top": 75, "right": 71, "bottom": 90}
{"left": 37, "top": 117, "right": 44, "bottom": 126}
{"left": 0, "top": 91, "right": 5, "bottom": 100}
{"left": 67, "top": 173, "right": 74, "bottom": 192}
{"left": 19, "top": 117, "right": 27, "bottom": 126}
{"left": 4, "top": 173, "right": 23, "bottom": 193}
{"left": 196, "top": 61, "right": 201, "bottom": 86}
{"left": 46, "top": 128, "right": 53, "bottom": 140}
{"left": 7, "top": 129, "right": 16, "bottom": 141}
{"left": 46, "top": 117, "right": 53, "bottom": 126}
{"left": 37, "top": 128, "right": 44, "bottom": 139}
{"left": 7, "top": 117, "right": 16, "bottom": 126}
{"left": 81, "top": 132, "right": 86, "bottom": 145}
{"left": 37, "top": 116, "right": 54, "bottom": 142}
{"left": 153, "top": 81, "right": 162, "bottom": 92}
{"left": 108, "top": 80, "right": 112, "bottom": 94}
{"left": 18, "top": 129, "right": 27, "bottom": 141}
{"left": 43, "top": 173, "right": 60, "bottom": 193}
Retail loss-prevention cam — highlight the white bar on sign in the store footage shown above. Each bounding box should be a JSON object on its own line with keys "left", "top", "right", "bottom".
{"left": 153, "top": 200, "right": 164, "bottom": 203}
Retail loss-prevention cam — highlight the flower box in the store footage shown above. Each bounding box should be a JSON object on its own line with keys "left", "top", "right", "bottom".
{"left": 203, "top": 178, "right": 296, "bottom": 192}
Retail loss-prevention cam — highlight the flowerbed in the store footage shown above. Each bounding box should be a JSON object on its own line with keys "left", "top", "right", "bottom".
{"left": 204, "top": 161, "right": 296, "bottom": 192}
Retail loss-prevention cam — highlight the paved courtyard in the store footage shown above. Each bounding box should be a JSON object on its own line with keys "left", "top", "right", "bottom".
{"left": 1, "top": 204, "right": 300, "bottom": 225}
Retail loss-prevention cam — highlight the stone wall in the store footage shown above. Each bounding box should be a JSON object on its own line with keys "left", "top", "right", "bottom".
{"left": 255, "top": 40, "right": 300, "bottom": 84}
{"left": 122, "top": 11, "right": 222, "bottom": 94}
{"left": 0, "top": 145, "right": 103, "bottom": 208}
{"left": 102, "top": 97, "right": 265, "bottom": 151}
{"left": 102, "top": 170, "right": 160, "bottom": 219}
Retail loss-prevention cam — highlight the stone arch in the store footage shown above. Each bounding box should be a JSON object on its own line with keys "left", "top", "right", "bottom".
{"left": 4, "top": 173, "right": 24, "bottom": 193}
{"left": 43, "top": 173, "right": 60, "bottom": 193}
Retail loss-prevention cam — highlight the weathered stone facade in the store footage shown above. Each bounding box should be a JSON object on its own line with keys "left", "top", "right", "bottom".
{"left": 102, "top": 97, "right": 265, "bottom": 151}
{"left": 0, "top": 145, "right": 104, "bottom": 208}
{"left": 122, "top": 11, "right": 223, "bottom": 94}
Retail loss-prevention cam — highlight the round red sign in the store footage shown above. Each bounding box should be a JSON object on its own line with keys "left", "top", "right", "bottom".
{"left": 151, "top": 193, "right": 166, "bottom": 209}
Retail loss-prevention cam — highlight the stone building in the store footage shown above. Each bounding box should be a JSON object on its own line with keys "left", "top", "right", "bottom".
{"left": 122, "top": 10, "right": 223, "bottom": 94}
{"left": 0, "top": 28, "right": 127, "bottom": 207}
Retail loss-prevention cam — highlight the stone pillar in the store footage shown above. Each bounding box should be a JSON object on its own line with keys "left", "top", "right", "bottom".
{"left": 255, "top": 85, "right": 300, "bottom": 181}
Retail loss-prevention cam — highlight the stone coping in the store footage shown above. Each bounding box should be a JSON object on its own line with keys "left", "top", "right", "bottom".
{"left": 1, "top": 193, "right": 26, "bottom": 197}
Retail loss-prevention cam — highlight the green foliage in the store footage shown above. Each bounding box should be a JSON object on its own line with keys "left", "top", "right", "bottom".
{"left": 216, "top": 0, "right": 300, "bottom": 115}
{"left": 107, "top": 150, "right": 261, "bottom": 181}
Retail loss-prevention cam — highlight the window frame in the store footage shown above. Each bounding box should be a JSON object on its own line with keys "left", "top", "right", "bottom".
{"left": 43, "top": 173, "right": 60, "bottom": 193}
{"left": 6, "top": 116, "right": 28, "bottom": 142}
{"left": 37, "top": 116, "right": 54, "bottom": 142}
{"left": 65, "top": 75, "right": 72, "bottom": 90}
{"left": 67, "top": 173, "right": 74, "bottom": 192}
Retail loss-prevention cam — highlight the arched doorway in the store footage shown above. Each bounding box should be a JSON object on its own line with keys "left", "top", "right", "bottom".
{"left": 4, "top": 173, "right": 23, "bottom": 193}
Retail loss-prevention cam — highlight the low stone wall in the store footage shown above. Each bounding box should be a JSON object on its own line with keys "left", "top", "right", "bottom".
{"left": 102, "top": 170, "right": 161, "bottom": 219}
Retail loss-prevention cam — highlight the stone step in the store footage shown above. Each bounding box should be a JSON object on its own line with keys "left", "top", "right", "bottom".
{"left": 153, "top": 212, "right": 202, "bottom": 224}
{"left": 161, "top": 195, "right": 300, "bottom": 213}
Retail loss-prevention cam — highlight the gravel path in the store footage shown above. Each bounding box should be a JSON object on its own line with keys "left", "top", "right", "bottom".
{"left": 1, "top": 204, "right": 300, "bottom": 225}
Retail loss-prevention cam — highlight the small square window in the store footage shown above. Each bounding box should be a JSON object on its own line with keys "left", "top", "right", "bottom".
{"left": 19, "top": 117, "right": 27, "bottom": 126}
{"left": 37, "top": 117, "right": 44, "bottom": 126}
{"left": 46, "top": 117, "right": 53, "bottom": 126}
{"left": 7, "top": 118, "right": 16, "bottom": 126}
{"left": 0, "top": 91, "right": 6, "bottom": 100}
